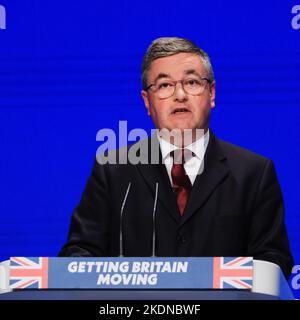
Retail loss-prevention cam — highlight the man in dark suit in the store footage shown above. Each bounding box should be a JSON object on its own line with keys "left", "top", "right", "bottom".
{"left": 59, "top": 37, "right": 293, "bottom": 279}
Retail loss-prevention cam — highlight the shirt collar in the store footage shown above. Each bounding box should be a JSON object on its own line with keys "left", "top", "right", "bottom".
{"left": 157, "top": 129, "right": 210, "bottom": 161}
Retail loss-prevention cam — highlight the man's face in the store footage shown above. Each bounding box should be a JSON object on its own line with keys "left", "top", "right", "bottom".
{"left": 142, "top": 52, "right": 216, "bottom": 133}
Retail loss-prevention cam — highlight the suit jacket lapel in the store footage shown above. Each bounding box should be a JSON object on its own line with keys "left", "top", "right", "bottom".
{"left": 180, "top": 131, "right": 229, "bottom": 226}
{"left": 136, "top": 136, "right": 181, "bottom": 224}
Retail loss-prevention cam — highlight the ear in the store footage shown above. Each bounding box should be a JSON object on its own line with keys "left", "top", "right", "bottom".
{"left": 209, "top": 81, "right": 216, "bottom": 109}
{"left": 141, "top": 90, "right": 151, "bottom": 115}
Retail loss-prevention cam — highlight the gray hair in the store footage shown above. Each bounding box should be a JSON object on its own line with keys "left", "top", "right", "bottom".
{"left": 141, "top": 37, "right": 214, "bottom": 90}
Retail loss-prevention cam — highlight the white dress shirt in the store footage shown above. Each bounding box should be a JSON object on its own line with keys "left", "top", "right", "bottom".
{"left": 157, "top": 129, "right": 210, "bottom": 185}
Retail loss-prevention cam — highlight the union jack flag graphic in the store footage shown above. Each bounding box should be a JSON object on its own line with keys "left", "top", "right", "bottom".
{"left": 213, "top": 257, "right": 253, "bottom": 289}
{"left": 9, "top": 257, "right": 48, "bottom": 289}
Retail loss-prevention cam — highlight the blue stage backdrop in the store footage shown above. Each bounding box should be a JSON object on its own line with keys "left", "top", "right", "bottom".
{"left": 0, "top": 1, "right": 299, "bottom": 297}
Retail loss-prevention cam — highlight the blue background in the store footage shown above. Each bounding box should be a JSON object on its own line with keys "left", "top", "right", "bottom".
{"left": 0, "top": 1, "right": 299, "bottom": 297}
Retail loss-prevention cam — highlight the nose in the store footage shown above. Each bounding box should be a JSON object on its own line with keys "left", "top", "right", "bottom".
{"left": 173, "top": 82, "right": 187, "bottom": 101}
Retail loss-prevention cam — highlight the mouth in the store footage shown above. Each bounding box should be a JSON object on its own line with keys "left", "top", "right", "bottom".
{"left": 171, "top": 107, "right": 191, "bottom": 115}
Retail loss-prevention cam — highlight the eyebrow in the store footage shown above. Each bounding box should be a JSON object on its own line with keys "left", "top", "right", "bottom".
{"left": 184, "top": 69, "right": 202, "bottom": 77}
{"left": 153, "top": 69, "right": 203, "bottom": 83}
{"left": 153, "top": 73, "right": 171, "bottom": 83}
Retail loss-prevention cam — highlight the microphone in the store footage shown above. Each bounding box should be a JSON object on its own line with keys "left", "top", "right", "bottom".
{"left": 119, "top": 182, "right": 131, "bottom": 257}
{"left": 119, "top": 182, "right": 158, "bottom": 257}
{"left": 152, "top": 182, "right": 159, "bottom": 257}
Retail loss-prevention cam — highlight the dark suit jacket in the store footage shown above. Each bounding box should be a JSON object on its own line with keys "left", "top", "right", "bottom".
{"left": 59, "top": 131, "right": 294, "bottom": 278}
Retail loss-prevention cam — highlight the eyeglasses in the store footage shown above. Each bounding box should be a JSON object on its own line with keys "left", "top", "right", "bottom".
{"left": 145, "top": 77, "right": 211, "bottom": 99}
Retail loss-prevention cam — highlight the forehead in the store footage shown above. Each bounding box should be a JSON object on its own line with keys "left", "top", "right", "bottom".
{"left": 147, "top": 52, "right": 206, "bottom": 80}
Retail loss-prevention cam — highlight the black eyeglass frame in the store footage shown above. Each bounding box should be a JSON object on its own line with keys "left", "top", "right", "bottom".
{"left": 145, "top": 77, "right": 213, "bottom": 99}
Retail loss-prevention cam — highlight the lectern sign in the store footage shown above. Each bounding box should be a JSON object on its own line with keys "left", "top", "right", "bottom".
{"left": 9, "top": 257, "right": 253, "bottom": 290}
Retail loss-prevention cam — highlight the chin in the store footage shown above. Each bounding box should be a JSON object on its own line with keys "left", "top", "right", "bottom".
{"left": 172, "top": 121, "right": 196, "bottom": 132}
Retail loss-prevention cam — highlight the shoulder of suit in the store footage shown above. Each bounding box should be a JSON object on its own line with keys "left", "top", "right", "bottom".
{"left": 95, "top": 137, "right": 153, "bottom": 167}
{"left": 216, "top": 138, "right": 271, "bottom": 166}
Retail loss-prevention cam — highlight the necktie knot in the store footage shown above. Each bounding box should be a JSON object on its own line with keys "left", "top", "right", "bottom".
{"left": 172, "top": 148, "right": 193, "bottom": 165}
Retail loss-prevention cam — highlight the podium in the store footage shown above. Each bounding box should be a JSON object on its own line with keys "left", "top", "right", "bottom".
{"left": 0, "top": 289, "right": 278, "bottom": 300}
{"left": 0, "top": 257, "right": 294, "bottom": 300}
